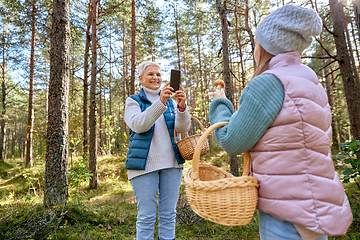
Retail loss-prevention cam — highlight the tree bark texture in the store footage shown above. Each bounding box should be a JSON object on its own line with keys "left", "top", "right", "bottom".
{"left": 245, "top": 0, "right": 256, "bottom": 69}
{"left": 89, "top": 0, "right": 98, "bottom": 189}
{"left": 25, "top": 0, "right": 36, "bottom": 168}
{"left": 0, "top": 22, "right": 7, "bottom": 161}
{"left": 350, "top": 22, "right": 360, "bottom": 65}
{"left": 83, "top": 0, "right": 91, "bottom": 158}
{"left": 329, "top": 0, "right": 360, "bottom": 140}
{"left": 342, "top": 7, "right": 360, "bottom": 83}
{"left": 130, "top": 0, "right": 135, "bottom": 95}
{"left": 216, "top": 0, "right": 233, "bottom": 103}
{"left": 234, "top": 0, "right": 245, "bottom": 93}
{"left": 44, "top": 0, "right": 70, "bottom": 207}
{"left": 109, "top": 23, "right": 112, "bottom": 155}
{"left": 354, "top": 0, "right": 360, "bottom": 38}
{"left": 174, "top": 6, "right": 181, "bottom": 70}
{"left": 216, "top": 0, "right": 239, "bottom": 176}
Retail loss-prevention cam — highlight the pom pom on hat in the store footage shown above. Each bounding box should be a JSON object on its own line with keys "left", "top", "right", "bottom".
{"left": 255, "top": 5, "right": 322, "bottom": 55}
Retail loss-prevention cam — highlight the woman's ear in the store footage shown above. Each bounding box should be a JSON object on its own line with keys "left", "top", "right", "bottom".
{"left": 139, "top": 76, "right": 143, "bottom": 84}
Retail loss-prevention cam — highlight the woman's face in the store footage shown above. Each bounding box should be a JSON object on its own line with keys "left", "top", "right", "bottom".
{"left": 254, "top": 39, "right": 260, "bottom": 65}
{"left": 139, "top": 65, "right": 162, "bottom": 90}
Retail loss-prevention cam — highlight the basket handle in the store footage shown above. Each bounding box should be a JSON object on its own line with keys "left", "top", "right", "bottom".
{"left": 190, "top": 121, "right": 251, "bottom": 179}
{"left": 174, "top": 116, "right": 205, "bottom": 144}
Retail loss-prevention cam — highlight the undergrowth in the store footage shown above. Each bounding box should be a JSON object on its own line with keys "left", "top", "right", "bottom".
{"left": 0, "top": 146, "right": 358, "bottom": 239}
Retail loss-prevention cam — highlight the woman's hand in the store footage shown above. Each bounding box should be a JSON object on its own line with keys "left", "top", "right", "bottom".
{"left": 160, "top": 82, "right": 173, "bottom": 105}
{"left": 212, "top": 90, "right": 226, "bottom": 100}
{"left": 174, "top": 86, "right": 187, "bottom": 109}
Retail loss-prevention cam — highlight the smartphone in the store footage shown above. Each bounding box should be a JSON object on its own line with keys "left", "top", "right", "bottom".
{"left": 170, "top": 69, "right": 181, "bottom": 92}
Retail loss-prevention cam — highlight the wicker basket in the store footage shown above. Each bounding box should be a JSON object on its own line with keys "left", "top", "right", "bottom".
{"left": 175, "top": 116, "right": 209, "bottom": 160}
{"left": 184, "top": 122, "right": 259, "bottom": 226}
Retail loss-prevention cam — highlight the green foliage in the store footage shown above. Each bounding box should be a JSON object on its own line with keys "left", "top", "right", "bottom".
{"left": 338, "top": 139, "right": 360, "bottom": 183}
{"left": 1, "top": 154, "right": 360, "bottom": 239}
{"left": 68, "top": 164, "right": 93, "bottom": 189}
{"left": 68, "top": 162, "right": 93, "bottom": 203}
{"left": 337, "top": 183, "right": 360, "bottom": 240}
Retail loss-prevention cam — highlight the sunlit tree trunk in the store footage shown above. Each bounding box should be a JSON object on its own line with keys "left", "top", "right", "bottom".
{"left": 130, "top": 0, "right": 135, "bottom": 95}
{"left": 196, "top": 30, "right": 206, "bottom": 124}
{"left": 0, "top": 20, "right": 8, "bottom": 162}
{"left": 108, "top": 23, "right": 112, "bottom": 155}
{"left": 342, "top": 6, "right": 359, "bottom": 81}
{"left": 25, "top": 0, "right": 36, "bottom": 168}
{"left": 354, "top": 0, "right": 360, "bottom": 38}
{"left": 99, "top": 58, "right": 103, "bottom": 153}
{"left": 83, "top": 0, "right": 92, "bottom": 158}
{"left": 174, "top": 5, "right": 181, "bottom": 70}
{"left": 350, "top": 21, "right": 360, "bottom": 66}
{"left": 234, "top": 0, "right": 245, "bottom": 93}
{"left": 89, "top": 0, "right": 99, "bottom": 189}
{"left": 216, "top": 0, "right": 239, "bottom": 177}
{"left": 313, "top": 0, "right": 340, "bottom": 148}
{"left": 245, "top": 0, "right": 256, "bottom": 68}
{"left": 44, "top": 0, "right": 70, "bottom": 207}
{"left": 329, "top": 0, "right": 360, "bottom": 140}
{"left": 122, "top": 19, "right": 129, "bottom": 145}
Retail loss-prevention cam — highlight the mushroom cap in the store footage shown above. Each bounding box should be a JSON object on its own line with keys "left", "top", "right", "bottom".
{"left": 214, "top": 79, "right": 225, "bottom": 88}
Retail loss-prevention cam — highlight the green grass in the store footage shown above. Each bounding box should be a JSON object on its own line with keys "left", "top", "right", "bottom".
{"left": 0, "top": 152, "right": 359, "bottom": 239}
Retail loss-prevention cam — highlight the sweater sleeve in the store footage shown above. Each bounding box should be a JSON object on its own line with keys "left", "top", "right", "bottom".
{"left": 209, "top": 74, "right": 284, "bottom": 155}
{"left": 173, "top": 99, "right": 191, "bottom": 133}
{"left": 124, "top": 97, "right": 167, "bottom": 133}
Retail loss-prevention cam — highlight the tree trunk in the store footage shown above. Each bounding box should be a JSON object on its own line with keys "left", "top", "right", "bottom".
{"left": 89, "top": 0, "right": 98, "bottom": 189}
{"left": 174, "top": 6, "right": 181, "bottom": 70}
{"left": 329, "top": 0, "right": 360, "bottom": 140}
{"left": 354, "top": 0, "right": 360, "bottom": 38}
{"left": 0, "top": 22, "right": 7, "bottom": 162}
{"left": 245, "top": 0, "right": 256, "bottom": 68}
{"left": 25, "top": 0, "right": 36, "bottom": 168}
{"left": 11, "top": 128, "right": 15, "bottom": 157}
{"left": 123, "top": 20, "right": 129, "bottom": 97}
{"left": 196, "top": 30, "right": 206, "bottom": 123}
{"left": 342, "top": 6, "right": 359, "bottom": 82}
{"left": 99, "top": 61, "right": 103, "bottom": 152}
{"left": 350, "top": 22, "right": 360, "bottom": 65}
{"left": 130, "top": 0, "right": 136, "bottom": 95}
{"left": 44, "top": 0, "right": 70, "bottom": 207}
{"left": 313, "top": 0, "right": 339, "bottom": 149}
{"left": 234, "top": 0, "right": 245, "bottom": 92}
{"left": 83, "top": 0, "right": 92, "bottom": 158}
{"left": 216, "top": 0, "right": 239, "bottom": 177}
{"left": 108, "top": 23, "right": 112, "bottom": 155}
{"left": 122, "top": 19, "right": 128, "bottom": 146}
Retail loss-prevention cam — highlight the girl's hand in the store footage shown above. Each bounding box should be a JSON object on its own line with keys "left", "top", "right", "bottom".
{"left": 212, "top": 90, "right": 226, "bottom": 100}
{"left": 160, "top": 82, "right": 173, "bottom": 105}
{"left": 174, "top": 86, "right": 187, "bottom": 109}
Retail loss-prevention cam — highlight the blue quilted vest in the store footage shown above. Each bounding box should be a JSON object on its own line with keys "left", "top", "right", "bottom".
{"left": 125, "top": 88, "right": 185, "bottom": 170}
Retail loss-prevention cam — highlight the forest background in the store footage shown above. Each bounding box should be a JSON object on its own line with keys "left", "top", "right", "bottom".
{"left": 0, "top": 0, "right": 359, "bottom": 239}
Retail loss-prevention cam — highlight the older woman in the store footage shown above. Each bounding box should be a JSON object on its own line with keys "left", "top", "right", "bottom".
{"left": 124, "top": 61, "right": 190, "bottom": 240}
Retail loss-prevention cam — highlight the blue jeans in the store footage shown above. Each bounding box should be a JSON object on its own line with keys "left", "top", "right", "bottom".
{"left": 131, "top": 168, "right": 183, "bottom": 240}
{"left": 259, "top": 211, "right": 328, "bottom": 240}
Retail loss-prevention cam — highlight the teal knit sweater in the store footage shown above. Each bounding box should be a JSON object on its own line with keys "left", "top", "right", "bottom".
{"left": 209, "top": 74, "right": 285, "bottom": 155}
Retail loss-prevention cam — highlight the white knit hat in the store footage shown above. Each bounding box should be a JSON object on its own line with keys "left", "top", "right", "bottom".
{"left": 255, "top": 5, "right": 322, "bottom": 55}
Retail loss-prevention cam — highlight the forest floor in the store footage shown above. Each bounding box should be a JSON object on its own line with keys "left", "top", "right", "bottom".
{"left": 0, "top": 149, "right": 359, "bottom": 239}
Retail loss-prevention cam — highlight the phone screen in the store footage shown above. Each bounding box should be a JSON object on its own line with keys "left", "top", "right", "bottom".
{"left": 170, "top": 69, "right": 181, "bottom": 92}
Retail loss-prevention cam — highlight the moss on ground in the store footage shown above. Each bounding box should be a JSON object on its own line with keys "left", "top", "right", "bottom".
{"left": 0, "top": 153, "right": 358, "bottom": 239}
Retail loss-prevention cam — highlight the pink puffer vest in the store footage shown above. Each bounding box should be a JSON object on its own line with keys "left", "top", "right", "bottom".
{"left": 251, "top": 52, "right": 353, "bottom": 235}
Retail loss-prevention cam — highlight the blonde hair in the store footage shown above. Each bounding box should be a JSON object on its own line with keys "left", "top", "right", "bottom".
{"left": 138, "top": 61, "right": 161, "bottom": 77}
{"left": 253, "top": 44, "right": 275, "bottom": 78}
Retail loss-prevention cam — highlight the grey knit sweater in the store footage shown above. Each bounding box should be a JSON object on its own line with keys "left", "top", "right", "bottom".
{"left": 124, "top": 86, "right": 191, "bottom": 180}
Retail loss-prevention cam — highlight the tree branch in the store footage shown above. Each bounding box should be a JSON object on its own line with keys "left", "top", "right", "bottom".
{"left": 314, "top": 37, "right": 338, "bottom": 61}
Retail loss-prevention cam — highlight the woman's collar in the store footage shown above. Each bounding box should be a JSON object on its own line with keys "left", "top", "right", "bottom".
{"left": 142, "top": 86, "right": 161, "bottom": 96}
